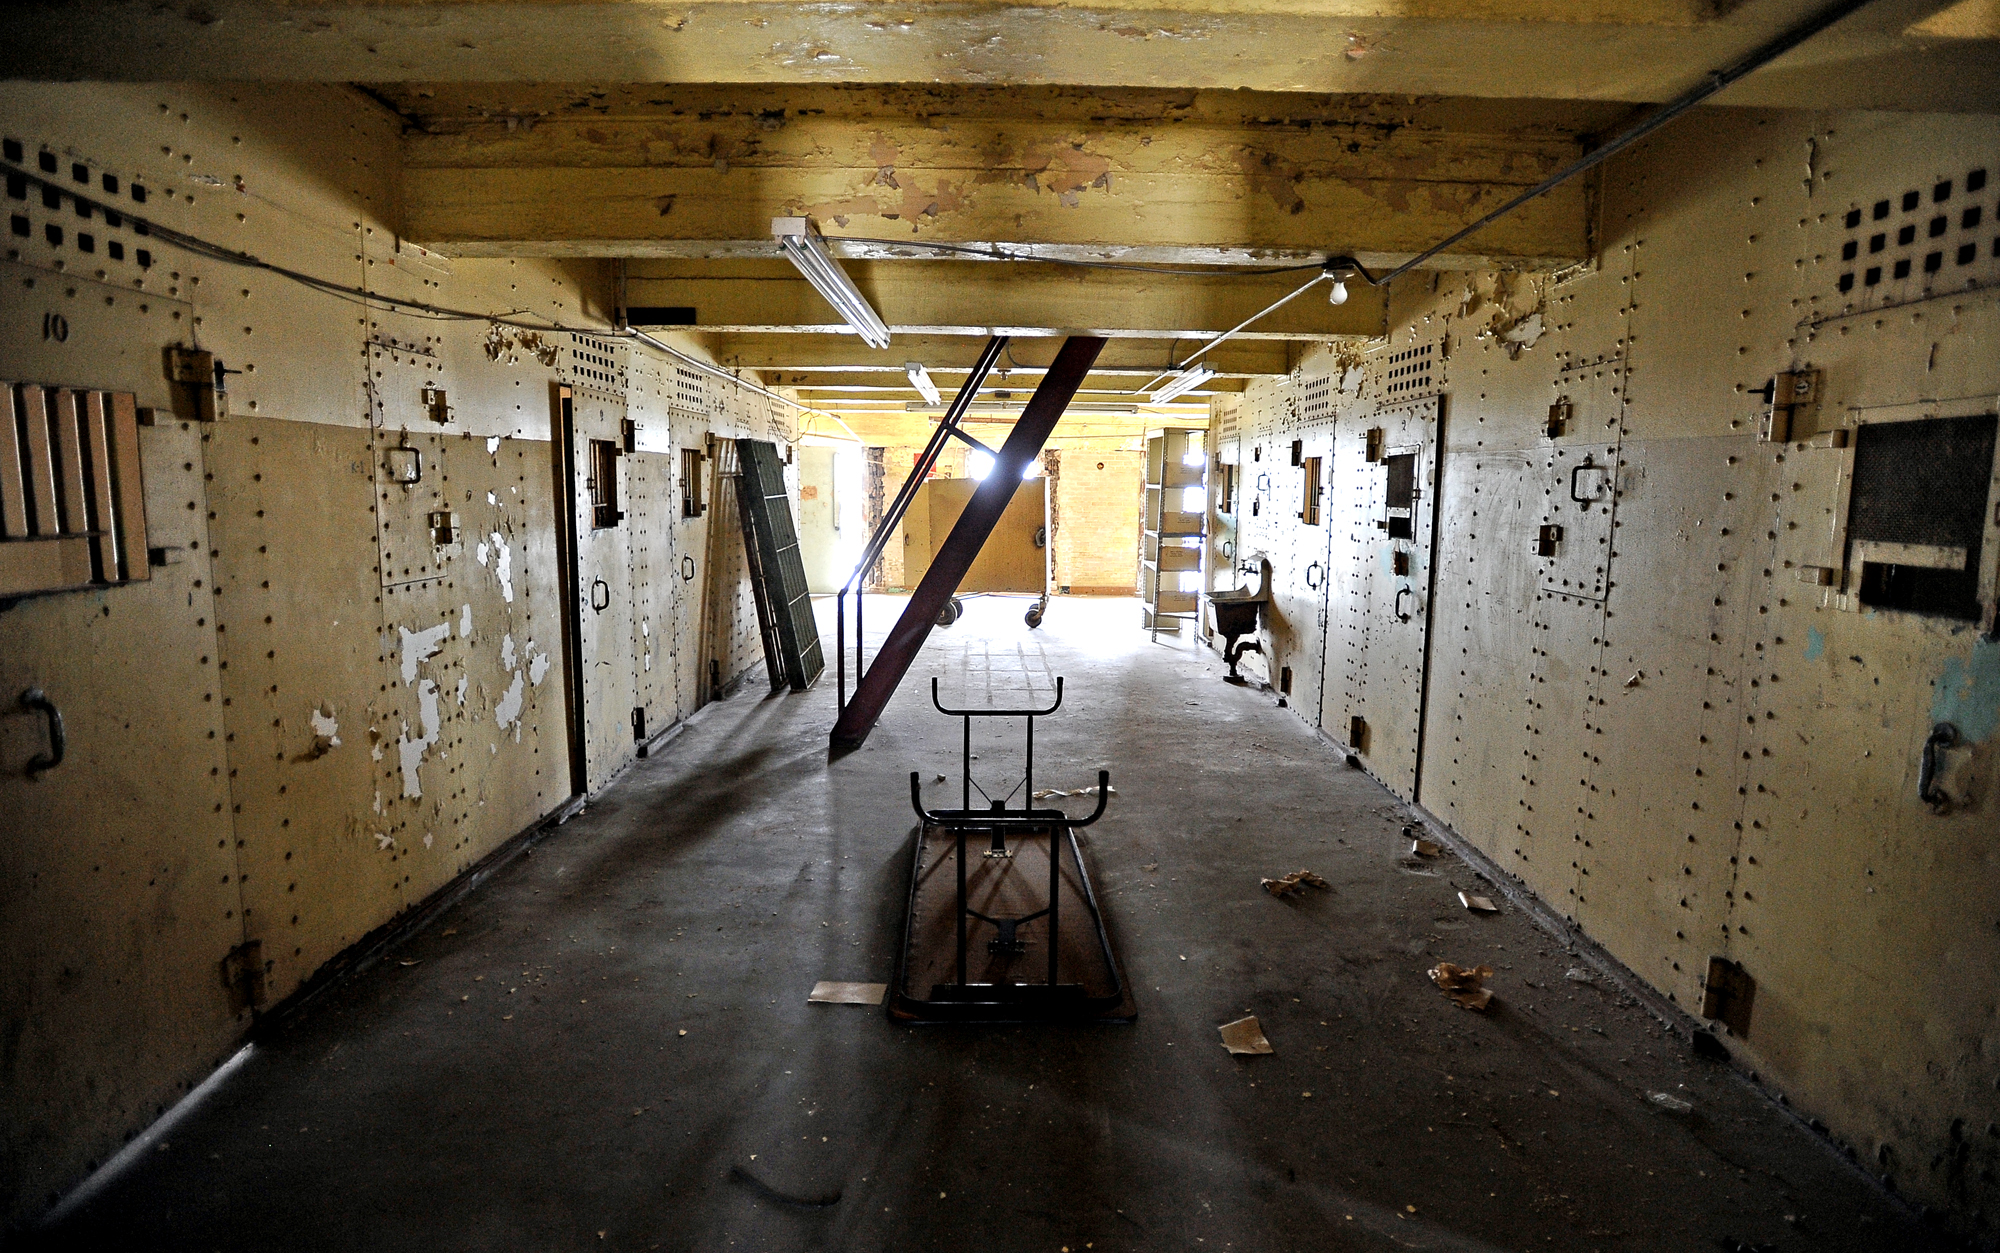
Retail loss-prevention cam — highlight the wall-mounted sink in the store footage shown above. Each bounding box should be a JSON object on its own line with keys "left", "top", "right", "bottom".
{"left": 1207, "top": 556, "right": 1271, "bottom": 684}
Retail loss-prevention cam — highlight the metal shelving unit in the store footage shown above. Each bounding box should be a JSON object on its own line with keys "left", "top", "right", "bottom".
{"left": 1141, "top": 427, "right": 1207, "bottom": 640}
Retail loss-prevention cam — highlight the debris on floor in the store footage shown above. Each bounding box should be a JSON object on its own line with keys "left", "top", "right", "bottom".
{"left": 1647, "top": 1090, "right": 1695, "bottom": 1114}
{"left": 1428, "top": 961, "right": 1495, "bottom": 1011}
{"left": 1032, "top": 784, "right": 1117, "bottom": 799}
{"left": 808, "top": 981, "right": 886, "bottom": 1005}
{"left": 1260, "top": 869, "right": 1330, "bottom": 898}
{"left": 1564, "top": 967, "right": 1594, "bottom": 984}
{"left": 1457, "top": 890, "right": 1499, "bottom": 914}
{"left": 1219, "top": 1015, "right": 1274, "bottom": 1054}
{"left": 1409, "top": 837, "right": 1441, "bottom": 858}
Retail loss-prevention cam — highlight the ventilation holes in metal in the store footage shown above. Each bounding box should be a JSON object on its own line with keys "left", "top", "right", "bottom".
{"left": 1383, "top": 342, "right": 1435, "bottom": 398}
{"left": 1835, "top": 167, "right": 1995, "bottom": 304}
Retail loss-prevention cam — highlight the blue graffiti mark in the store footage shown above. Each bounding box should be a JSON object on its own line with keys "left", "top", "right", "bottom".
{"left": 1931, "top": 636, "right": 2000, "bottom": 744}
{"left": 1803, "top": 627, "right": 1825, "bottom": 662}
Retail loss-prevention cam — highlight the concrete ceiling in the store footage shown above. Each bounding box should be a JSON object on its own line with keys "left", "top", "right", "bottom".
{"left": 5, "top": 0, "right": 1992, "bottom": 442}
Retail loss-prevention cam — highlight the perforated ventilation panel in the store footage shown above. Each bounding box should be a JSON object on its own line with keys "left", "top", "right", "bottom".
{"left": 672, "top": 364, "right": 708, "bottom": 416}
{"left": 1833, "top": 166, "right": 1996, "bottom": 310}
{"left": 1300, "top": 373, "right": 1334, "bottom": 423}
{"left": 1382, "top": 342, "right": 1435, "bottom": 399}
{"left": 566, "top": 335, "right": 625, "bottom": 394}
{"left": 3, "top": 136, "right": 159, "bottom": 275}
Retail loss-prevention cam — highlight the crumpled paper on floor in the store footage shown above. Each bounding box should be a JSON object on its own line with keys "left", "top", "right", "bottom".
{"left": 1428, "top": 962, "right": 1495, "bottom": 1011}
{"left": 1260, "top": 869, "right": 1330, "bottom": 898}
{"left": 1218, "top": 1015, "right": 1274, "bottom": 1054}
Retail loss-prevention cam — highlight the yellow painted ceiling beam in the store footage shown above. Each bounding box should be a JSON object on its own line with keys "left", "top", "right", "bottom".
{"left": 4, "top": 1, "right": 1992, "bottom": 112}
{"left": 400, "top": 100, "right": 1591, "bottom": 266}
{"left": 623, "top": 259, "right": 1383, "bottom": 339}
{"left": 707, "top": 333, "right": 1295, "bottom": 377}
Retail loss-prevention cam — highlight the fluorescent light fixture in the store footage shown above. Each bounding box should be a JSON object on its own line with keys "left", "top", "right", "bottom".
{"left": 772, "top": 217, "right": 891, "bottom": 349}
{"left": 904, "top": 362, "right": 941, "bottom": 406}
{"left": 1151, "top": 364, "right": 1215, "bottom": 404}
{"left": 905, "top": 401, "right": 1141, "bottom": 414}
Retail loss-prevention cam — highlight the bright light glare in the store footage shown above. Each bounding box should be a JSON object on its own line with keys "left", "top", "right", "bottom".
{"left": 1180, "top": 486, "right": 1204, "bottom": 513}
{"left": 966, "top": 450, "right": 1036, "bottom": 481}
{"left": 1181, "top": 448, "right": 1208, "bottom": 467}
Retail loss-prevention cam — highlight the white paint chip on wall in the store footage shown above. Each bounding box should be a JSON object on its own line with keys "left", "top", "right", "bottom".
{"left": 491, "top": 533, "right": 514, "bottom": 602}
{"left": 502, "top": 633, "right": 517, "bottom": 670}
{"left": 459, "top": 603, "right": 472, "bottom": 636}
{"left": 476, "top": 541, "right": 489, "bottom": 566}
{"left": 455, "top": 675, "right": 468, "bottom": 705}
{"left": 397, "top": 679, "right": 443, "bottom": 798}
{"left": 308, "top": 707, "right": 341, "bottom": 748}
{"left": 527, "top": 642, "right": 551, "bottom": 686}
{"left": 495, "top": 670, "right": 526, "bottom": 731}
{"left": 487, "top": 436, "right": 501, "bottom": 453}
{"left": 399, "top": 622, "right": 451, "bottom": 686}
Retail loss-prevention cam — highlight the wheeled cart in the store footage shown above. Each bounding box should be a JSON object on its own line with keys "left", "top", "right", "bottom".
{"left": 890, "top": 679, "right": 1133, "bottom": 1024}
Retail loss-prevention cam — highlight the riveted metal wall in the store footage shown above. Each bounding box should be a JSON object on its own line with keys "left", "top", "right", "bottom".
{"left": 0, "top": 83, "right": 789, "bottom": 1225}
{"left": 1231, "top": 107, "right": 2000, "bottom": 1237}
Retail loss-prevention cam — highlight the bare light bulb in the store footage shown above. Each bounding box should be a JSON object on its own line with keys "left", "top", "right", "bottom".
{"left": 1328, "top": 279, "right": 1349, "bottom": 306}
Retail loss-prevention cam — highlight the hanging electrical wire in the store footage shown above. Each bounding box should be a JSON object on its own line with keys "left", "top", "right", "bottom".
{"left": 1127, "top": 0, "right": 1878, "bottom": 398}
{"left": 6, "top": 165, "right": 860, "bottom": 433}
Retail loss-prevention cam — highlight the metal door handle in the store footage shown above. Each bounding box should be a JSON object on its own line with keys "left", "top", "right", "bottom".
{"left": 22, "top": 688, "right": 64, "bottom": 778}
{"left": 1569, "top": 457, "right": 1603, "bottom": 504}
{"left": 1919, "top": 722, "right": 1958, "bottom": 811}
{"left": 1306, "top": 561, "right": 1323, "bottom": 589}
{"left": 1394, "top": 587, "right": 1413, "bottom": 622}
{"left": 591, "top": 579, "right": 611, "bottom": 612}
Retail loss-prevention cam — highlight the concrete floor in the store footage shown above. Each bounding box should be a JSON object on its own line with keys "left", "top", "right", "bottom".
{"left": 37, "top": 596, "right": 1931, "bottom": 1252}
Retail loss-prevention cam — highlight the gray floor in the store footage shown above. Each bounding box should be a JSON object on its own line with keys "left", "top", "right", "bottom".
{"left": 37, "top": 596, "right": 1929, "bottom": 1252}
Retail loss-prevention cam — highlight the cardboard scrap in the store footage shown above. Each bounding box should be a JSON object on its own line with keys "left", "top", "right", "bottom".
{"left": 1409, "top": 837, "right": 1442, "bottom": 858}
{"left": 1458, "top": 890, "right": 1499, "bottom": 914}
{"left": 807, "top": 981, "right": 886, "bottom": 1006}
{"left": 1428, "top": 962, "right": 1495, "bottom": 1011}
{"left": 1218, "top": 1015, "right": 1274, "bottom": 1055}
{"left": 1261, "top": 869, "right": 1330, "bottom": 898}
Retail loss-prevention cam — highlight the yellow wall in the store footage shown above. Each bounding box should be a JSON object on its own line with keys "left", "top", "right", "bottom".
{"left": 0, "top": 84, "right": 786, "bottom": 1222}
{"left": 1226, "top": 108, "right": 2000, "bottom": 1234}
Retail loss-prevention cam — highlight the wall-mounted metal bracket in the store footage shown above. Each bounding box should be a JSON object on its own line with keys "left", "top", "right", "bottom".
{"left": 421, "top": 384, "right": 453, "bottom": 425}
{"left": 1758, "top": 368, "right": 1820, "bottom": 443}
{"left": 165, "top": 346, "right": 229, "bottom": 421}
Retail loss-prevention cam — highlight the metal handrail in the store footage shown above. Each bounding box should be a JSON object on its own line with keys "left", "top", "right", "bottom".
{"left": 835, "top": 336, "right": 1009, "bottom": 710}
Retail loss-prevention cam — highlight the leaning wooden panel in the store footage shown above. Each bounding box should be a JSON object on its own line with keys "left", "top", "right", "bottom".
{"left": 0, "top": 383, "right": 29, "bottom": 540}
{"left": 15, "top": 384, "right": 60, "bottom": 537}
{"left": 78, "top": 392, "right": 120, "bottom": 583}
{"left": 45, "top": 389, "right": 91, "bottom": 537}
{"left": 106, "top": 391, "right": 149, "bottom": 582}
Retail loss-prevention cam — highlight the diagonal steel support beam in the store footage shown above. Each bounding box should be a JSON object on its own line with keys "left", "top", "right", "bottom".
{"left": 830, "top": 335, "right": 1106, "bottom": 752}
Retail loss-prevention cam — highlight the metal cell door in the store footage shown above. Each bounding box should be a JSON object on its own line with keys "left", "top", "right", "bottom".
{"left": 1347, "top": 397, "right": 1441, "bottom": 800}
